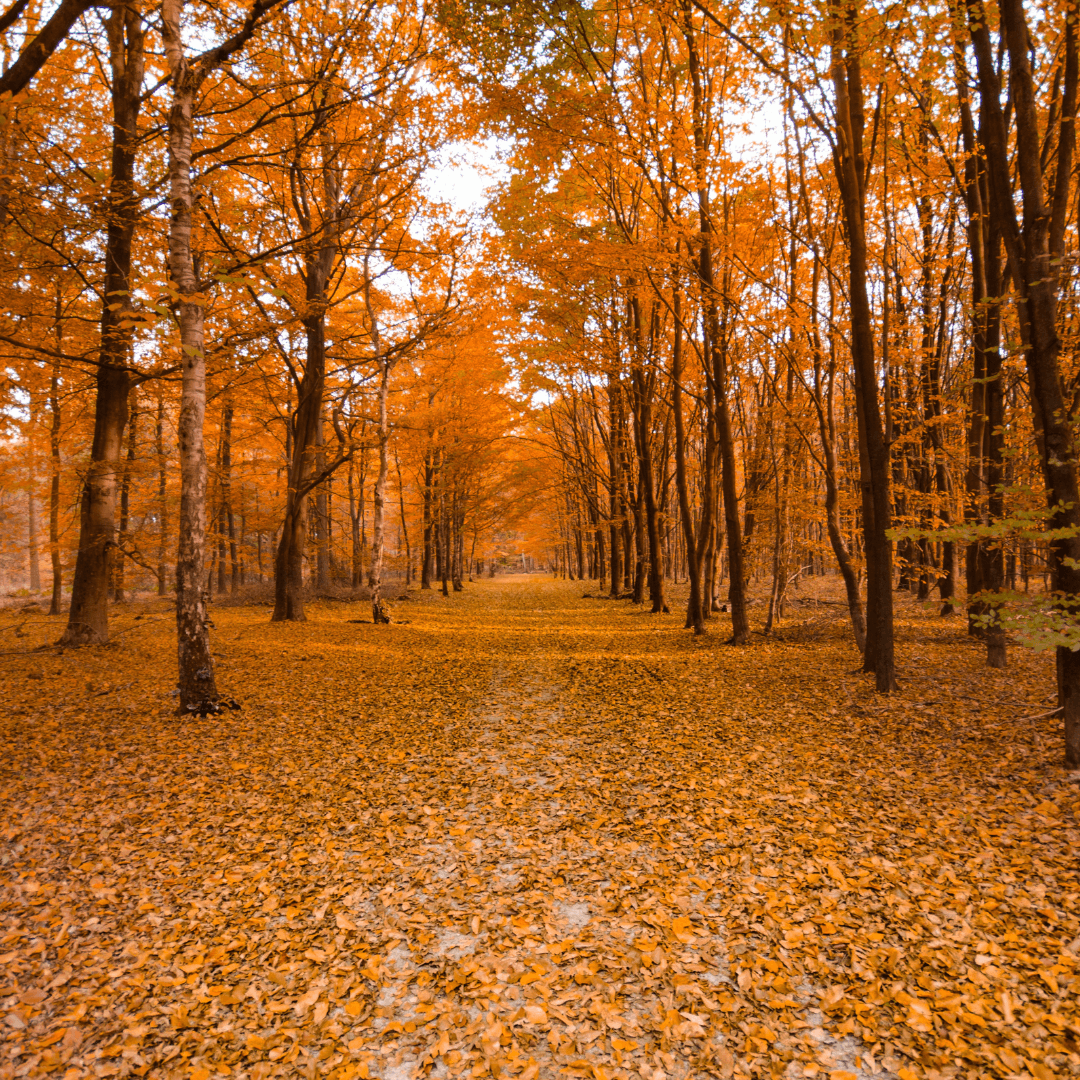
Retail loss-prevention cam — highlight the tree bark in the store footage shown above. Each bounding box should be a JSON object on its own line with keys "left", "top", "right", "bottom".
{"left": 113, "top": 388, "right": 137, "bottom": 602}
{"left": 48, "top": 358, "right": 62, "bottom": 615}
{"left": 968, "top": 0, "right": 1080, "bottom": 761}
{"left": 60, "top": 2, "right": 142, "bottom": 646}
{"left": 155, "top": 384, "right": 168, "bottom": 596}
{"left": 163, "top": 0, "right": 221, "bottom": 711}
{"left": 395, "top": 448, "right": 411, "bottom": 587}
{"left": 682, "top": 4, "right": 748, "bottom": 643}
{"left": 367, "top": 261, "right": 392, "bottom": 624}
{"left": 164, "top": 0, "right": 277, "bottom": 707}
{"left": 829, "top": 0, "right": 896, "bottom": 689}
{"left": 672, "top": 287, "right": 703, "bottom": 633}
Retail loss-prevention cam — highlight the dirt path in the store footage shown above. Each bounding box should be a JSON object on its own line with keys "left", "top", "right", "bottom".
{"left": 0, "top": 577, "right": 1076, "bottom": 1080}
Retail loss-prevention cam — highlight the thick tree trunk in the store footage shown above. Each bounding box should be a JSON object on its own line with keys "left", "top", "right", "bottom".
{"left": 60, "top": 3, "right": 142, "bottom": 646}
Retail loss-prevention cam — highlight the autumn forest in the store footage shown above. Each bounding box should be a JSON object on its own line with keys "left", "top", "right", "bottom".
{"left": 1, "top": 0, "right": 1079, "bottom": 1078}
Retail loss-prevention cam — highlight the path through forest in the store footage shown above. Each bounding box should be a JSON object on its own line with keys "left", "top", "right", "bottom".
{"left": 1, "top": 578, "right": 1078, "bottom": 1080}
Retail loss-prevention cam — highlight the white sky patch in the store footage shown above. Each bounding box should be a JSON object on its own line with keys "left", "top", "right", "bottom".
{"left": 423, "top": 136, "right": 512, "bottom": 219}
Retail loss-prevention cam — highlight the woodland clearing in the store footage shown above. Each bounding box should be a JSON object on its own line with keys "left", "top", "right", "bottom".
{"left": 1, "top": 576, "right": 1078, "bottom": 1080}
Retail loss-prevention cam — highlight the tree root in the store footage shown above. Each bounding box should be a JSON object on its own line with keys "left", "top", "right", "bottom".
{"left": 180, "top": 697, "right": 241, "bottom": 717}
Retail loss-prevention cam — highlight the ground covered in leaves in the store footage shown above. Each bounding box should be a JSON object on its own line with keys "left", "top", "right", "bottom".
{"left": 1, "top": 576, "right": 1078, "bottom": 1080}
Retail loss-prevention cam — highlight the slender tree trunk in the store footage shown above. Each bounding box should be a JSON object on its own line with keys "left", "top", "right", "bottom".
{"left": 682, "top": 8, "right": 747, "bottom": 642}
{"left": 368, "top": 274, "right": 392, "bottom": 623}
{"left": 218, "top": 398, "right": 238, "bottom": 594}
{"left": 830, "top": 1, "right": 896, "bottom": 690}
{"left": 672, "top": 288, "right": 703, "bottom": 633}
{"left": 440, "top": 494, "right": 450, "bottom": 597}
{"left": 48, "top": 359, "right": 62, "bottom": 615}
{"left": 629, "top": 318, "right": 665, "bottom": 613}
{"left": 608, "top": 369, "right": 623, "bottom": 597}
{"left": 113, "top": 389, "right": 138, "bottom": 602}
{"left": 421, "top": 447, "right": 434, "bottom": 589}
{"left": 314, "top": 411, "right": 330, "bottom": 590}
{"left": 395, "top": 448, "right": 411, "bottom": 588}
{"left": 348, "top": 456, "right": 361, "bottom": 588}
{"left": 27, "top": 396, "right": 40, "bottom": 592}
{"left": 163, "top": 0, "right": 220, "bottom": 710}
{"left": 155, "top": 384, "right": 168, "bottom": 596}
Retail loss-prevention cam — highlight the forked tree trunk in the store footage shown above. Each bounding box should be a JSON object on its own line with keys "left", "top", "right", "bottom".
{"left": 968, "top": 0, "right": 1080, "bottom": 761}
{"left": 272, "top": 309, "right": 325, "bottom": 622}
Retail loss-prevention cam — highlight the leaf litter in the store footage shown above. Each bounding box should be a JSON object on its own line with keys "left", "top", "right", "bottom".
{"left": 0, "top": 577, "right": 1078, "bottom": 1080}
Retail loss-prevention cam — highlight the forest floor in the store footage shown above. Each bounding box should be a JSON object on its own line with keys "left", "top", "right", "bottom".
{"left": 1, "top": 576, "right": 1078, "bottom": 1080}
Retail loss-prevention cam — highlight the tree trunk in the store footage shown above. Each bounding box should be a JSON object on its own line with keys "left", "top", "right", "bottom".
{"left": 155, "top": 384, "right": 168, "bottom": 596}
{"left": 60, "top": 2, "right": 143, "bottom": 646}
{"left": 969, "top": 0, "right": 1080, "bottom": 760}
{"left": 681, "top": 7, "right": 747, "bottom": 643}
{"left": 421, "top": 447, "right": 434, "bottom": 589}
{"left": 113, "top": 388, "right": 138, "bottom": 602}
{"left": 395, "top": 449, "right": 411, "bottom": 587}
{"left": 163, "top": 0, "right": 220, "bottom": 711}
{"left": 607, "top": 369, "right": 623, "bottom": 597}
{"left": 272, "top": 308, "right": 325, "bottom": 621}
{"left": 314, "top": 411, "right": 330, "bottom": 590}
{"left": 672, "top": 288, "right": 703, "bottom": 633}
{"left": 829, "top": 1, "right": 896, "bottom": 690}
{"left": 219, "top": 399, "right": 237, "bottom": 594}
{"left": 27, "top": 396, "right": 40, "bottom": 592}
{"left": 368, "top": 280, "right": 392, "bottom": 623}
{"left": 348, "top": 456, "right": 361, "bottom": 588}
{"left": 48, "top": 359, "right": 62, "bottom": 615}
